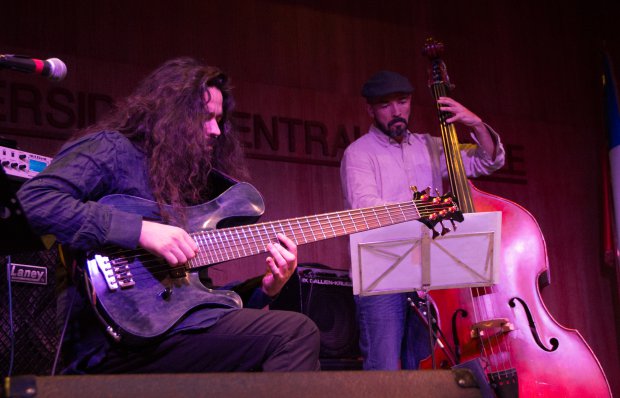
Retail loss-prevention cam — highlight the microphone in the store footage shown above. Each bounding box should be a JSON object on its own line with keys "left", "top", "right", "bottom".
{"left": 0, "top": 54, "right": 67, "bottom": 81}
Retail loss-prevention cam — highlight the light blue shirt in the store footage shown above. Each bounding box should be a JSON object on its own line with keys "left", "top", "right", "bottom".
{"left": 340, "top": 124, "right": 505, "bottom": 210}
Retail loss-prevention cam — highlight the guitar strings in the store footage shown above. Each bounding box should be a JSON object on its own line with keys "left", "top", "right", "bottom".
{"left": 106, "top": 200, "right": 448, "bottom": 264}
{"left": 108, "top": 203, "right": 430, "bottom": 278}
{"left": 98, "top": 200, "right": 459, "bottom": 283}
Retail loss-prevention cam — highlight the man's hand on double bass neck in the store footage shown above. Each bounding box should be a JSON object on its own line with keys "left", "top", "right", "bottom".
{"left": 437, "top": 96, "right": 497, "bottom": 159}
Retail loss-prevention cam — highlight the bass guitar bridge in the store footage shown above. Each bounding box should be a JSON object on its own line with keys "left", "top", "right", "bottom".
{"left": 87, "top": 254, "right": 136, "bottom": 291}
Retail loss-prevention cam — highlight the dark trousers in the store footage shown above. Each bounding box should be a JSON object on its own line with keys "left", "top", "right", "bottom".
{"left": 89, "top": 309, "right": 321, "bottom": 373}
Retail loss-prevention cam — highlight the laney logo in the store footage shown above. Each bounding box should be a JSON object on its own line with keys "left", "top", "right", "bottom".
{"left": 10, "top": 263, "right": 48, "bottom": 285}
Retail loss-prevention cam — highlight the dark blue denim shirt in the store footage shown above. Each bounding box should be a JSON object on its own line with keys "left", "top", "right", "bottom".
{"left": 17, "top": 131, "right": 272, "bottom": 373}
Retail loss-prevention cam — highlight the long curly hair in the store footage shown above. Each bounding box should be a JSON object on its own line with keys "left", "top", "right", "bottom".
{"left": 80, "top": 57, "right": 248, "bottom": 207}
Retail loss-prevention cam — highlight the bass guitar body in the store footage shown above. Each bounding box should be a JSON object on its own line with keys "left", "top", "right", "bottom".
{"left": 423, "top": 182, "right": 612, "bottom": 397}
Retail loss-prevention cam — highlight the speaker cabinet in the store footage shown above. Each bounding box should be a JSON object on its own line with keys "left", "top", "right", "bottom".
{"left": 271, "top": 263, "right": 360, "bottom": 368}
{"left": 0, "top": 248, "right": 61, "bottom": 377}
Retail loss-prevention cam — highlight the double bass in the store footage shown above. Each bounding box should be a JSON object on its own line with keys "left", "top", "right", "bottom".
{"left": 419, "top": 38, "right": 612, "bottom": 397}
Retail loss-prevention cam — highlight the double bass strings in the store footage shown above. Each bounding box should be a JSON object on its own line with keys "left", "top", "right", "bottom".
{"left": 431, "top": 80, "right": 515, "bottom": 378}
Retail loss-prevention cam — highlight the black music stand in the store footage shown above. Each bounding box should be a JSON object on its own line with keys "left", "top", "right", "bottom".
{"left": 0, "top": 168, "right": 48, "bottom": 255}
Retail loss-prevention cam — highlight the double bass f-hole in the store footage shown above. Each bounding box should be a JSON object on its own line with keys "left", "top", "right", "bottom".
{"left": 509, "top": 297, "right": 559, "bottom": 352}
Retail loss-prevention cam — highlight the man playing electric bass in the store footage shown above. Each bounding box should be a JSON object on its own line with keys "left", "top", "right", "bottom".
{"left": 17, "top": 57, "right": 321, "bottom": 374}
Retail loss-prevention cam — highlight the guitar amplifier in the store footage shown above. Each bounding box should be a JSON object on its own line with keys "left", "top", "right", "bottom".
{"left": 271, "top": 264, "right": 360, "bottom": 366}
{"left": 0, "top": 156, "right": 61, "bottom": 377}
{"left": 0, "top": 247, "right": 62, "bottom": 377}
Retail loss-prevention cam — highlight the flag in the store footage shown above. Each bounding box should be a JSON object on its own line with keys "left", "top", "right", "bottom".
{"left": 603, "top": 53, "right": 620, "bottom": 266}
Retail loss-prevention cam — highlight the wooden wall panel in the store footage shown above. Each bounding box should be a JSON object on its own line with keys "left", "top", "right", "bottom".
{"left": 1, "top": 0, "right": 619, "bottom": 394}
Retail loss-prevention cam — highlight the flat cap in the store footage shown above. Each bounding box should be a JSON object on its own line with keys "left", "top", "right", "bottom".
{"left": 361, "top": 70, "right": 414, "bottom": 99}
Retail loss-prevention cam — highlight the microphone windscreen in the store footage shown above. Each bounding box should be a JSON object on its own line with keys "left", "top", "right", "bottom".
{"left": 47, "top": 58, "right": 67, "bottom": 81}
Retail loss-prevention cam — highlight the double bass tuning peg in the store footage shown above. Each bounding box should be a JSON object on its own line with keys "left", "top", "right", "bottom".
{"left": 439, "top": 220, "right": 450, "bottom": 236}
{"left": 449, "top": 219, "right": 458, "bottom": 231}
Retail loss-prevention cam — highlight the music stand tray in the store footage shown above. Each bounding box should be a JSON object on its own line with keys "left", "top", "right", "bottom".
{"left": 350, "top": 211, "right": 501, "bottom": 296}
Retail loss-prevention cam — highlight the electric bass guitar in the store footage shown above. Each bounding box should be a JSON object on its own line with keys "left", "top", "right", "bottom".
{"left": 85, "top": 181, "right": 462, "bottom": 345}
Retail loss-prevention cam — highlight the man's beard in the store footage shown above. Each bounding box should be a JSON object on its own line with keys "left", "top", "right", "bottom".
{"left": 377, "top": 117, "right": 408, "bottom": 140}
{"left": 205, "top": 135, "right": 218, "bottom": 155}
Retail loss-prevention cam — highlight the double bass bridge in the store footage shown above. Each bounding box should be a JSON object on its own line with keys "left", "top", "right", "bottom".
{"left": 471, "top": 318, "right": 515, "bottom": 340}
